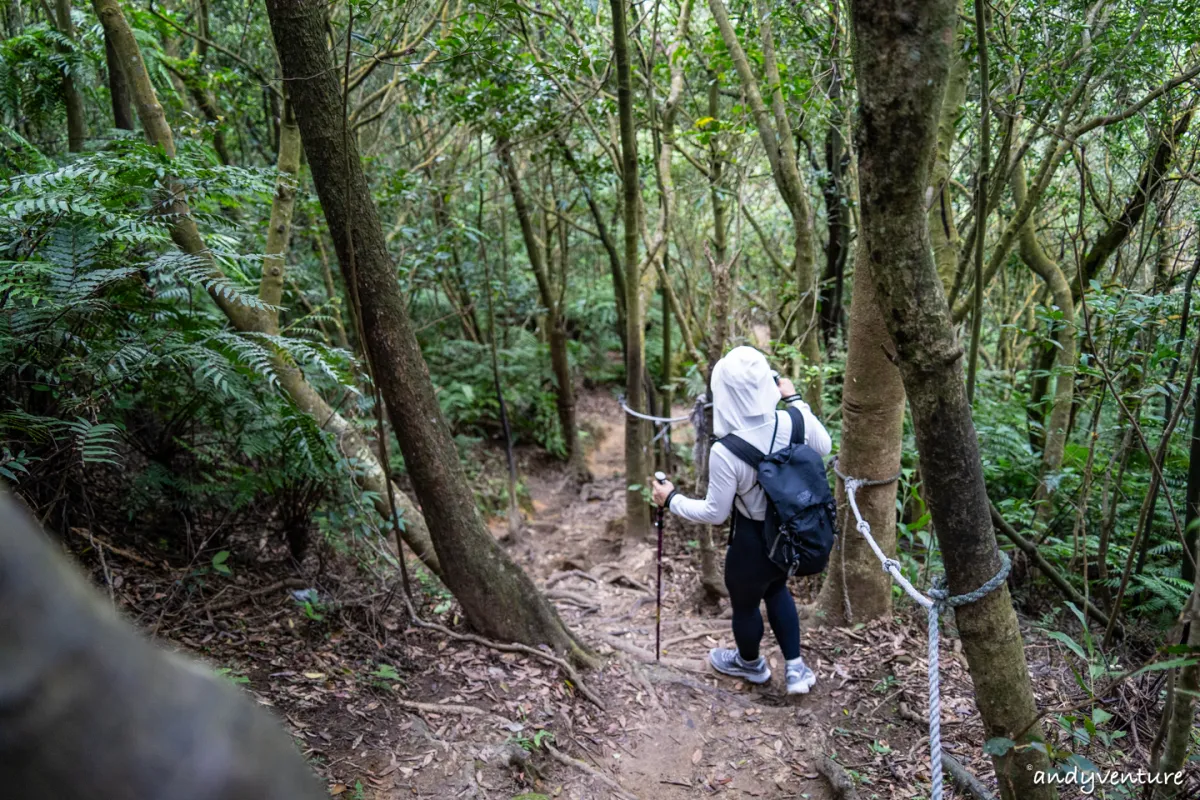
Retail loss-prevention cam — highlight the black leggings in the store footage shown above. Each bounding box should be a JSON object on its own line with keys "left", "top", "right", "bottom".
{"left": 724, "top": 511, "right": 802, "bottom": 662}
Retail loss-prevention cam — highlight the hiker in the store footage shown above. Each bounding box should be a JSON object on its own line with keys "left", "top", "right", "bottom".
{"left": 651, "top": 346, "right": 831, "bottom": 694}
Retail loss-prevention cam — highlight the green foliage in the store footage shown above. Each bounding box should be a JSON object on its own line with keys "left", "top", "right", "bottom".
{"left": 0, "top": 137, "right": 365, "bottom": 558}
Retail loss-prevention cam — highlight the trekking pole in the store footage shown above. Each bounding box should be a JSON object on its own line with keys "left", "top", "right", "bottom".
{"left": 653, "top": 471, "right": 667, "bottom": 662}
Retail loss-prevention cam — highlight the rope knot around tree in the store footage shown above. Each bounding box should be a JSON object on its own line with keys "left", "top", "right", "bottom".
{"left": 830, "top": 457, "right": 1012, "bottom": 800}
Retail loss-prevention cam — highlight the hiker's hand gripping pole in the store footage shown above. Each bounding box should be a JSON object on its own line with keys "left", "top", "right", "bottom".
{"left": 653, "top": 471, "right": 667, "bottom": 662}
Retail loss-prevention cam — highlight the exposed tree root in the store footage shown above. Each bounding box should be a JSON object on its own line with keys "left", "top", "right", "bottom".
{"left": 546, "top": 743, "right": 640, "bottom": 800}
{"left": 590, "top": 632, "right": 706, "bottom": 671}
{"left": 546, "top": 589, "right": 601, "bottom": 612}
{"left": 943, "top": 753, "right": 997, "bottom": 800}
{"left": 661, "top": 628, "right": 726, "bottom": 649}
{"left": 406, "top": 606, "right": 605, "bottom": 709}
{"left": 395, "top": 698, "right": 512, "bottom": 726}
{"left": 815, "top": 755, "right": 861, "bottom": 800}
{"left": 545, "top": 569, "right": 601, "bottom": 588}
{"left": 67, "top": 527, "right": 159, "bottom": 569}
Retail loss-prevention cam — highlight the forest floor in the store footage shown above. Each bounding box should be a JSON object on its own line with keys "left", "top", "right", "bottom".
{"left": 68, "top": 388, "right": 1184, "bottom": 799}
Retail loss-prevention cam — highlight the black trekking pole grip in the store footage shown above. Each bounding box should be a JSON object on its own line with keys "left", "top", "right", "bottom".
{"left": 653, "top": 472, "right": 667, "bottom": 662}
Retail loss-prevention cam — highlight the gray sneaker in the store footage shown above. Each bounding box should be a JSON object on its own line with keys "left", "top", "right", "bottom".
{"left": 709, "top": 648, "right": 771, "bottom": 684}
{"left": 785, "top": 659, "right": 817, "bottom": 695}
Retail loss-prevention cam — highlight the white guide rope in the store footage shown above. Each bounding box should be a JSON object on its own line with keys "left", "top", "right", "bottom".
{"left": 832, "top": 458, "right": 1011, "bottom": 800}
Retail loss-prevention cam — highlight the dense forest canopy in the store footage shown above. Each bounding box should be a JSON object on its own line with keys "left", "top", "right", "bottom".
{"left": 1, "top": 0, "right": 1199, "bottom": 796}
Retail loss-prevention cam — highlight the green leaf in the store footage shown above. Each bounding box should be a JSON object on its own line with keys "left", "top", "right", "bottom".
{"left": 1047, "top": 630, "right": 1088, "bottom": 662}
{"left": 1130, "top": 657, "right": 1199, "bottom": 677}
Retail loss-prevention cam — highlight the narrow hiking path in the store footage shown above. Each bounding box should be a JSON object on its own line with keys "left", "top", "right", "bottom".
{"left": 478, "top": 389, "right": 985, "bottom": 800}
{"left": 509, "top": 390, "right": 843, "bottom": 799}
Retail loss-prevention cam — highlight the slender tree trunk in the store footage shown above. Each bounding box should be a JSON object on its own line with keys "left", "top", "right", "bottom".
{"left": 707, "top": 72, "right": 727, "bottom": 267}
{"left": 819, "top": 5, "right": 848, "bottom": 348}
{"left": 92, "top": 0, "right": 441, "bottom": 577}
{"left": 258, "top": 98, "right": 300, "bottom": 329}
{"left": 54, "top": 0, "right": 86, "bottom": 151}
{"left": 4, "top": 0, "right": 23, "bottom": 38}
{"left": 497, "top": 138, "right": 585, "bottom": 477}
{"left": 965, "top": 0, "right": 991, "bottom": 403}
{"left": 696, "top": 76, "right": 729, "bottom": 599}
{"left": 1013, "top": 161, "right": 1075, "bottom": 522}
{"left": 483, "top": 241, "right": 521, "bottom": 541}
{"left": 698, "top": 243, "right": 735, "bottom": 600}
{"left": 610, "top": 0, "right": 651, "bottom": 541}
{"left": 1152, "top": 563, "right": 1199, "bottom": 798}
{"left": 266, "top": 0, "right": 585, "bottom": 656}
{"left": 817, "top": 248, "right": 905, "bottom": 623}
{"left": 1184, "top": 298, "right": 1200, "bottom": 587}
{"left": 660, "top": 274, "right": 672, "bottom": 471}
{"left": 849, "top": 2, "right": 1056, "bottom": 797}
{"left": 104, "top": 27, "right": 134, "bottom": 130}
{"left": 313, "top": 225, "right": 352, "bottom": 349}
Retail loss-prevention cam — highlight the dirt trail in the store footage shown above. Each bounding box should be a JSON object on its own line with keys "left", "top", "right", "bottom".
{"left": 506, "top": 391, "right": 842, "bottom": 799}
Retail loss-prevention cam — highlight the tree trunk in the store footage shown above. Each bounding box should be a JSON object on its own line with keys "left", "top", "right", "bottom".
{"left": 1013, "top": 160, "right": 1075, "bottom": 522}
{"left": 1073, "top": 110, "right": 1193, "bottom": 301}
{"left": 849, "top": 2, "right": 1056, "bottom": 797}
{"left": 817, "top": 248, "right": 905, "bottom": 623}
{"left": 54, "top": 0, "right": 86, "bottom": 152}
{"left": 172, "top": 64, "right": 233, "bottom": 166}
{"left": 265, "top": 0, "right": 584, "bottom": 656}
{"left": 964, "top": 0, "right": 991, "bottom": 404}
{"left": 498, "top": 138, "right": 585, "bottom": 477}
{"left": 104, "top": 27, "right": 134, "bottom": 130}
{"left": 258, "top": 99, "right": 300, "bottom": 328}
{"left": 1152, "top": 568, "right": 1199, "bottom": 799}
{"left": 92, "top": 0, "right": 441, "bottom": 578}
{"left": 1185, "top": 323, "right": 1200, "bottom": 586}
{"left": 819, "top": 16, "right": 849, "bottom": 348}
{"left": 610, "top": 0, "right": 651, "bottom": 541}
{"left": 696, "top": 79, "right": 729, "bottom": 600}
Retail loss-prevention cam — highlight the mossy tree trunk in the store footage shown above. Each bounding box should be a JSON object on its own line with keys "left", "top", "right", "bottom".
{"left": 1013, "top": 159, "right": 1075, "bottom": 522}
{"left": 849, "top": 1, "right": 1056, "bottom": 797}
{"left": 258, "top": 98, "right": 300, "bottom": 329}
{"left": 265, "top": 0, "right": 585, "bottom": 656}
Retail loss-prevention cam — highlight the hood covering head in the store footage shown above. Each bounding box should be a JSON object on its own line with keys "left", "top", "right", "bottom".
{"left": 711, "top": 346, "right": 779, "bottom": 437}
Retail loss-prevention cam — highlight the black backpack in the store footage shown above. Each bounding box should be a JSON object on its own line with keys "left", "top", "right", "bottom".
{"left": 718, "top": 406, "right": 837, "bottom": 577}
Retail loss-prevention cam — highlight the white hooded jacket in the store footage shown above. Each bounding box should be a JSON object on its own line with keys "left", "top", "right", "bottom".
{"left": 668, "top": 346, "right": 831, "bottom": 524}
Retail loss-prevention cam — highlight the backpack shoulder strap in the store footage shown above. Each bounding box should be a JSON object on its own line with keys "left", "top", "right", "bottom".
{"left": 716, "top": 434, "right": 765, "bottom": 468}
{"left": 786, "top": 405, "right": 806, "bottom": 446}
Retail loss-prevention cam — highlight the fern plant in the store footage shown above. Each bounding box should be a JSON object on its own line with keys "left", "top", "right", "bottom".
{"left": 0, "top": 134, "right": 359, "bottom": 559}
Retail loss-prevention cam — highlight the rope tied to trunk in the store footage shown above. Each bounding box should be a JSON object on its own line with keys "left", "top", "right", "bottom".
{"left": 832, "top": 458, "right": 1011, "bottom": 800}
